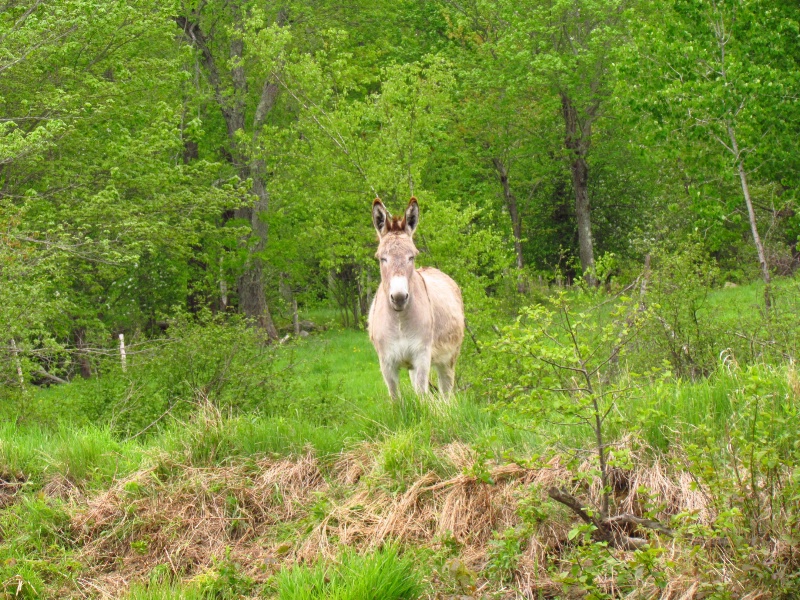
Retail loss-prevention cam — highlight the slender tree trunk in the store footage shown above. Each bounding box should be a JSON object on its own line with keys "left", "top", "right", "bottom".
{"left": 492, "top": 158, "right": 525, "bottom": 293}
{"left": 10, "top": 339, "right": 25, "bottom": 391}
{"left": 292, "top": 296, "right": 299, "bottom": 336}
{"left": 561, "top": 93, "right": 597, "bottom": 286}
{"left": 727, "top": 123, "right": 771, "bottom": 309}
{"left": 74, "top": 327, "right": 92, "bottom": 379}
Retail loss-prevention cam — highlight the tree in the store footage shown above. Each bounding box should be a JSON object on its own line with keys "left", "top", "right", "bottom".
{"left": 1, "top": 0, "right": 241, "bottom": 381}
{"left": 499, "top": 0, "right": 634, "bottom": 285}
{"left": 640, "top": 0, "right": 800, "bottom": 306}
{"left": 174, "top": 1, "right": 292, "bottom": 338}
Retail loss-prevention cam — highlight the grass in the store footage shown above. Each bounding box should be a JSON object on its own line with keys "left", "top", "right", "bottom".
{"left": 0, "top": 282, "right": 798, "bottom": 598}
{"left": 275, "top": 546, "right": 421, "bottom": 600}
{"left": 0, "top": 422, "right": 145, "bottom": 490}
{"left": 2, "top": 299, "right": 795, "bottom": 482}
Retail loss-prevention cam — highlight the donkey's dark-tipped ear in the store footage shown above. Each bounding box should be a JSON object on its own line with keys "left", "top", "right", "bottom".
{"left": 372, "top": 198, "right": 389, "bottom": 235}
{"left": 404, "top": 197, "right": 419, "bottom": 236}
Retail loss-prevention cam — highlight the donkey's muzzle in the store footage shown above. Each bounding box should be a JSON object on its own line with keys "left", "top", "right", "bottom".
{"left": 390, "top": 292, "right": 409, "bottom": 311}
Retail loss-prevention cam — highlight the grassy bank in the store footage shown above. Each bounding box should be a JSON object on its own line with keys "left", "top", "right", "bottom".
{"left": 1, "top": 282, "right": 799, "bottom": 598}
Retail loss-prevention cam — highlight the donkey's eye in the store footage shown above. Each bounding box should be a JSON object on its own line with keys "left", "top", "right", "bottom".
{"left": 380, "top": 257, "right": 388, "bottom": 264}
{"left": 408, "top": 256, "right": 414, "bottom": 262}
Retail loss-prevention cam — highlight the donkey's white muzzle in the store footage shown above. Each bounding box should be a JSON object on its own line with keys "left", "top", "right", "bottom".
{"left": 389, "top": 276, "right": 409, "bottom": 311}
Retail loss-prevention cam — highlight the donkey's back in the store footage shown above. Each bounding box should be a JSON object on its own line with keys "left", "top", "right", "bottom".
{"left": 417, "top": 266, "right": 464, "bottom": 364}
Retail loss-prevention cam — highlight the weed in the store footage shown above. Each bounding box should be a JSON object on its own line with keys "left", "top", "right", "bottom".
{"left": 485, "top": 526, "right": 526, "bottom": 582}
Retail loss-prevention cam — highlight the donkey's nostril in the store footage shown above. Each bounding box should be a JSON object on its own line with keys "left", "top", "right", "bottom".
{"left": 391, "top": 292, "right": 409, "bottom": 304}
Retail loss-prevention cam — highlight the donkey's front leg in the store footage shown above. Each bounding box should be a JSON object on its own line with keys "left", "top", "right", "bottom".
{"left": 379, "top": 359, "right": 400, "bottom": 399}
{"left": 410, "top": 354, "right": 431, "bottom": 396}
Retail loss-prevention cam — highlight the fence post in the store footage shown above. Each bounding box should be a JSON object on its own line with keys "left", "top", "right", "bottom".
{"left": 119, "top": 333, "right": 127, "bottom": 372}
{"left": 10, "top": 338, "right": 25, "bottom": 390}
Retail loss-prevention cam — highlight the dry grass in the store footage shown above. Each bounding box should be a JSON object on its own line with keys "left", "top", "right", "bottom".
{"left": 72, "top": 453, "right": 324, "bottom": 595}
{"left": 59, "top": 438, "right": 752, "bottom": 599}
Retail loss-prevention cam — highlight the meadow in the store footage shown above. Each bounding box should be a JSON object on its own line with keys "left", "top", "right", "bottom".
{"left": 1, "top": 277, "right": 798, "bottom": 599}
{"left": 3, "top": 0, "right": 799, "bottom": 595}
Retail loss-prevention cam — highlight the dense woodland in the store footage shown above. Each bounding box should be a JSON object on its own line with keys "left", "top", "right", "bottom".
{"left": 1, "top": 1, "right": 800, "bottom": 598}
{"left": 2, "top": 0, "right": 798, "bottom": 356}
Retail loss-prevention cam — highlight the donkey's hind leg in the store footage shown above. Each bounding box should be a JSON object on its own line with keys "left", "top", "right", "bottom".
{"left": 410, "top": 356, "right": 431, "bottom": 396}
{"left": 434, "top": 358, "right": 456, "bottom": 397}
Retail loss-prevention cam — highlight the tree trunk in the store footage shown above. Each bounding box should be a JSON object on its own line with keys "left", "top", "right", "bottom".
{"left": 74, "top": 327, "right": 92, "bottom": 379}
{"left": 292, "top": 296, "right": 299, "bottom": 336}
{"left": 492, "top": 158, "right": 525, "bottom": 293}
{"left": 728, "top": 123, "right": 771, "bottom": 309}
{"left": 174, "top": 9, "right": 280, "bottom": 339}
{"left": 234, "top": 159, "right": 278, "bottom": 339}
{"left": 561, "top": 93, "right": 597, "bottom": 286}
{"left": 236, "top": 263, "right": 277, "bottom": 335}
{"left": 10, "top": 338, "right": 25, "bottom": 390}
{"left": 219, "top": 256, "right": 228, "bottom": 312}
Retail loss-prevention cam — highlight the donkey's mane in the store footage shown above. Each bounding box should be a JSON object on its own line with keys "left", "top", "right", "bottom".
{"left": 383, "top": 215, "right": 407, "bottom": 233}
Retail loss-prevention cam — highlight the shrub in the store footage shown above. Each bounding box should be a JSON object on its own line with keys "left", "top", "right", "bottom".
{"left": 8, "top": 312, "right": 297, "bottom": 439}
{"left": 637, "top": 242, "right": 721, "bottom": 378}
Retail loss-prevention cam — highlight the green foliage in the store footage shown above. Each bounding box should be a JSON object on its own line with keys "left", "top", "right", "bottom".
{"left": 638, "top": 242, "right": 722, "bottom": 378}
{"left": 275, "top": 545, "right": 421, "bottom": 600}
{"left": 677, "top": 365, "right": 800, "bottom": 595}
{"left": 555, "top": 539, "right": 668, "bottom": 599}
{"left": 489, "top": 291, "right": 650, "bottom": 436}
{"left": 3, "top": 313, "right": 295, "bottom": 438}
{"left": 193, "top": 550, "right": 255, "bottom": 599}
{"left": 633, "top": 247, "right": 800, "bottom": 378}
{"left": 485, "top": 526, "right": 526, "bottom": 582}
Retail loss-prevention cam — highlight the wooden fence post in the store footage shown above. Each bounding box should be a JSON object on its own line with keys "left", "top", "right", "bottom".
{"left": 119, "top": 333, "right": 127, "bottom": 372}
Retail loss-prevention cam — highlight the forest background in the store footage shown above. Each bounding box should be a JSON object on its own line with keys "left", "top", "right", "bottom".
{"left": 3, "top": 0, "right": 799, "bottom": 346}
{"left": 1, "top": 0, "right": 800, "bottom": 598}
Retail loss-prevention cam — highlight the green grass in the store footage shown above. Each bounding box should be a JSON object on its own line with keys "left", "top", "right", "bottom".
{"left": 0, "top": 421, "right": 145, "bottom": 489}
{"left": 275, "top": 545, "right": 421, "bottom": 600}
{"left": 619, "top": 362, "right": 798, "bottom": 452}
{"left": 275, "top": 328, "right": 386, "bottom": 401}
{"left": 0, "top": 327, "right": 540, "bottom": 490}
{"left": 124, "top": 583, "right": 206, "bottom": 600}
{"left": 3, "top": 300, "right": 795, "bottom": 482}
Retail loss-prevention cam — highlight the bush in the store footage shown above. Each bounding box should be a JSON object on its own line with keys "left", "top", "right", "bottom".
{"left": 5, "top": 312, "right": 297, "bottom": 439}
{"left": 637, "top": 242, "right": 721, "bottom": 378}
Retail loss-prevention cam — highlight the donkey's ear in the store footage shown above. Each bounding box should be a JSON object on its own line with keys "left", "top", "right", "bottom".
{"left": 372, "top": 198, "right": 389, "bottom": 235}
{"left": 405, "top": 197, "right": 419, "bottom": 236}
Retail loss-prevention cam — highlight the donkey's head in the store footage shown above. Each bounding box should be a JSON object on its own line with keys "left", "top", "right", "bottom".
{"left": 372, "top": 197, "right": 420, "bottom": 312}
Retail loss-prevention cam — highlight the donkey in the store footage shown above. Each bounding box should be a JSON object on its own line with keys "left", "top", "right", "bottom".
{"left": 368, "top": 197, "right": 465, "bottom": 398}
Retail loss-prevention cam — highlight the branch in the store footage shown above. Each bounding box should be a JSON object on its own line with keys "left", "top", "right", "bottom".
{"left": 606, "top": 513, "right": 675, "bottom": 537}
{"left": 173, "top": 15, "right": 225, "bottom": 107}
{"left": 253, "top": 78, "right": 279, "bottom": 131}
{"left": 273, "top": 71, "right": 377, "bottom": 196}
{"left": 548, "top": 487, "right": 598, "bottom": 526}
{"left": 549, "top": 487, "right": 672, "bottom": 551}
{"left": 36, "top": 367, "right": 68, "bottom": 385}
